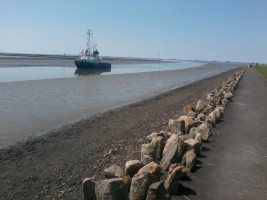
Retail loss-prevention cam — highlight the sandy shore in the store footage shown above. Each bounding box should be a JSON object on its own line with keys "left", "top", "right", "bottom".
{"left": 0, "top": 67, "right": 242, "bottom": 199}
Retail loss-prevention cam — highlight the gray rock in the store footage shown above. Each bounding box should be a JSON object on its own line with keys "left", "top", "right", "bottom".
{"left": 195, "top": 100, "right": 207, "bottom": 113}
{"left": 183, "top": 104, "right": 193, "bottom": 115}
{"left": 194, "top": 132, "right": 202, "bottom": 144}
{"left": 196, "top": 112, "right": 207, "bottom": 121}
{"left": 95, "top": 178, "right": 128, "bottom": 200}
{"left": 207, "top": 93, "right": 218, "bottom": 102}
{"left": 125, "top": 160, "right": 144, "bottom": 178}
{"left": 151, "top": 136, "right": 165, "bottom": 160}
{"left": 164, "top": 164, "right": 187, "bottom": 195}
{"left": 188, "top": 127, "right": 198, "bottom": 139}
{"left": 129, "top": 172, "right": 158, "bottom": 200}
{"left": 104, "top": 165, "right": 126, "bottom": 178}
{"left": 160, "top": 134, "right": 184, "bottom": 171}
{"left": 182, "top": 149, "right": 197, "bottom": 171}
{"left": 197, "top": 123, "right": 210, "bottom": 142}
{"left": 142, "top": 155, "right": 154, "bottom": 165}
{"left": 147, "top": 132, "right": 163, "bottom": 141}
{"left": 223, "top": 91, "right": 233, "bottom": 100}
{"left": 160, "top": 131, "right": 172, "bottom": 138}
{"left": 146, "top": 181, "right": 170, "bottom": 200}
{"left": 82, "top": 178, "right": 96, "bottom": 200}
{"left": 141, "top": 144, "right": 155, "bottom": 165}
{"left": 122, "top": 175, "right": 131, "bottom": 191}
{"left": 178, "top": 134, "right": 192, "bottom": 143}
{"left": 188, "top": 111, "right": 197, "bottom": 119}
{"left": 168, "top": 119, "right": 185, "bottom": 133}
{"left": 138, "top": 161, "right": 162, "bottom": 180}
{"left": 184, "top": 138, "right": 201, "bottom": 155}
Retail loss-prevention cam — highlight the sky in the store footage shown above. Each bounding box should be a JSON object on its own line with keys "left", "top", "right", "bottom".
{"left": 1, "top": 0, "right": 267, "bottom": 63}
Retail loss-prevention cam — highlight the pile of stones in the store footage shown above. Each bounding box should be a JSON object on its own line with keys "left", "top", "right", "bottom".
{"left": 82, "top": 70, "right": 245, "bottom": 200}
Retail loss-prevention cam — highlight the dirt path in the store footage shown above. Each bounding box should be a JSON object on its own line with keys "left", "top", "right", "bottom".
{"left": 0, "top": 69, "right": 240, "bottom": 200}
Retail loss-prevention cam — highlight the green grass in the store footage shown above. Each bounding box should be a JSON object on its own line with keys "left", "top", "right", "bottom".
{"left": 255, "top": 66, "right": 267, "bottom": 81}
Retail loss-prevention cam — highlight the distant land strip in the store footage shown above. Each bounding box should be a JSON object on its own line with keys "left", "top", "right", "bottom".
{"left": 0, "top": 52, "right": 169, "bottom": 62}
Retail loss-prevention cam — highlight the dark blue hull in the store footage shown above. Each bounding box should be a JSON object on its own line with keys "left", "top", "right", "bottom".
{"left": 74, "top": 60, "right": 111, "bottom": 69}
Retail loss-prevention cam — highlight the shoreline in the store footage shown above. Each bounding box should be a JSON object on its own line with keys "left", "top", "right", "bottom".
{"left": 0, "top": 67, "right": 242, "bottom": 199}
{"left": 0, "top": 63, "right": 240, "bottom": 148}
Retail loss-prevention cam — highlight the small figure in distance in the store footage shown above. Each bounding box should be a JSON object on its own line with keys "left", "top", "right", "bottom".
{"left": 256, "top": 63, "right": 259, "bottom": 68}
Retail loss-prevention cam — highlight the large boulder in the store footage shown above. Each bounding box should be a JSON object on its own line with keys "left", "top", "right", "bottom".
{"left": 184, "top": 138, "right": 201, "bottom": 155}
{"left": 104, "top": 165, "right": 126, "bottom": 178}
{"left": 183, "top": 104, "right": 193, "bottom": 115}
{"left": 223, "top": 91, "right": 233, "bottom": 100}
{"left": 164, "top": 164, "right": 187, "bottom": 195}
{"left": 181, "top": 149, "right": 197, "bottom": 172}
{"left": 196, "top": 112, "right": 207, "bottom": 121}
{"left": 147, "top": 132, "right": 163, "bottom": 141}
{"left": 160, "top": 131, "right": 172, "bottom": 138}
{"left": 188, "top": 111, "right": 197, "bottom": 119}
{"left": 141, "top": 144, "right": 155, "bottom": 165}
{"left": 195, "top": 100, "right": 207, "bottom": 113}
{"left": 95, "top": 178, "right": 128, "bottom": 200}
{"left": 151, "top": 136, "right": 165, "bottom": 160}
{"left": 160, "top": 134, "right": 184, "bottom": 171}
{"left": 207, "top": 93, "right": 218, "bottom": 102}
{"left": 179, "top": 134, "right": 192, "bottom": 143}
{"left": 146, "top": 181, "right": 170, "bottom": 200}
{"left": 82, "top": 178, "right": 96, "bottom": 200}
{"left": 168, "top": 119, "right": 185, "bottom": 133}
{"left": 197, "top": 123, "right": 210, "bottom": 141}
{"left": 138, "top": 161, "right": 162, "bottom": 180}
{"left": 129, "top": 172, "right": 158, "bottom": 200}
{"left": 125, "top": 160, "right": 144, "bottom": 178}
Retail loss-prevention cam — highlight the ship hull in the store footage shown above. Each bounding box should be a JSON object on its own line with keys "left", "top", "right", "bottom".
{"left": 74, "top": 60, "right": 111, "bottom": 69}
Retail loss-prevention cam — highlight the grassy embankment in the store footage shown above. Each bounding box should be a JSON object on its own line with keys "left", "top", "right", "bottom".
{"left": 255, "top": 66, "right": 267, "bottom": 81}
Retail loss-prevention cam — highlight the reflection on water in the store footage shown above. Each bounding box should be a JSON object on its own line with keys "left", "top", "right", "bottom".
{"left": 74, "top": 68, "right": 111, "bottom": 76}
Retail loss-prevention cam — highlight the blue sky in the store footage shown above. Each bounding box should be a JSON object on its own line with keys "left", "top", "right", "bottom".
{"left": 1, "top": 0, "right": 267, "bottom": 63}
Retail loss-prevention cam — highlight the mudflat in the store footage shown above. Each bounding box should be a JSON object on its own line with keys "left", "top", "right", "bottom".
{"left": 0, "top": 62, "right": 239, "bottom": 147}
{"left": 0, "top": 68, "right": 241, "bottom": 199}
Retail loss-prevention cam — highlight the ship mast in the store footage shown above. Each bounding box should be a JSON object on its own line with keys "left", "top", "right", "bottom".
{"left": 87, "top": 29, "right": 93, "bottom": 52}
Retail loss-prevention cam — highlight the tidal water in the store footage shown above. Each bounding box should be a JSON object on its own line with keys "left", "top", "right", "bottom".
{"left": 0, "top": 60, "right": 241, "bottom": 147}
{"left": 0, "top": 61, "right": 204, "bottom": 82}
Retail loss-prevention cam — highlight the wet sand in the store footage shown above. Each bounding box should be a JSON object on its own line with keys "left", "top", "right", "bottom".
{"left": 0, "top": 67, "right": 242, "bottom": 199}
{"left": 0, "top": 63, "right": 240, "bottom": 148}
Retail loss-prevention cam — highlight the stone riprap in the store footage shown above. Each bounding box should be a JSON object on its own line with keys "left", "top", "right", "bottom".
{"left": 82, "top": 69, "right": 245, "bottom": 200}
